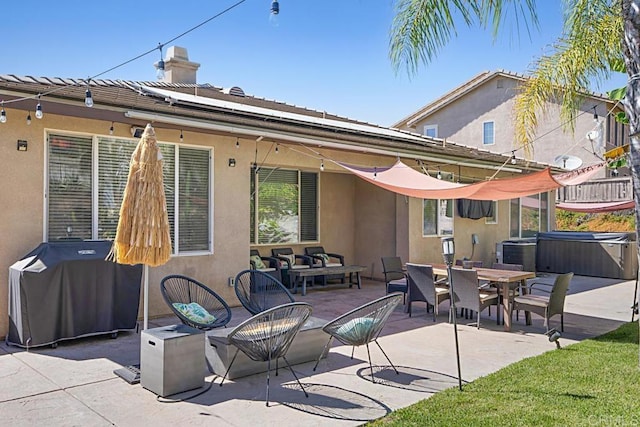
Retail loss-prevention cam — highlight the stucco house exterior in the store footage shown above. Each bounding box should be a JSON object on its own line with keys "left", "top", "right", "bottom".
{"left": 0, "top": 49, "right": 555, "bottom": 339}
{"left": 394, "top": 70, "right": 629, "bottom": 177}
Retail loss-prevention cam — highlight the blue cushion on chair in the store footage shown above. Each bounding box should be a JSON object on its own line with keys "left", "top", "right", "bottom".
{"left": 388, "top": 278, "right": 407, "bottom": 293}
{"left": 336, "top": 317, "right": 379, "bottom": 341}
{"left": 172, "top": 302, "right": 217, "bottom": 324}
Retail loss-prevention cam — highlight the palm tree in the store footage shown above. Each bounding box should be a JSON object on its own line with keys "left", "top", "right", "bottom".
{"left": 390, "top": 0, "right": 640, "bottom": 355}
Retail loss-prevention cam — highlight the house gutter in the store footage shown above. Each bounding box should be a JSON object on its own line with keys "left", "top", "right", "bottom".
{"left": 125, "top": 110, "right": 523, "bottom": 173}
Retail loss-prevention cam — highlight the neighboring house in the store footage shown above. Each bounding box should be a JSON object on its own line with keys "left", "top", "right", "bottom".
{"left": 0, "top": 49, "right": 553, "bottom": 338}
{"left": 393, "top": 70, "right": 631, "bottom": 197}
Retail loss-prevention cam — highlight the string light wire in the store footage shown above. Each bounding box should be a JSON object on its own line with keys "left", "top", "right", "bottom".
{"left": 0, "top": 0, "right": 248, "bottom": 109}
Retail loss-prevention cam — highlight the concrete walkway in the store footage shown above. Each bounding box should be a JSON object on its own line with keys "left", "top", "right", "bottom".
{"left": 1, "top": 274, "right": 636, "bottom": 426}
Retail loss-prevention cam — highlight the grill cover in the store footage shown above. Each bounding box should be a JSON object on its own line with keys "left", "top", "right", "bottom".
{"left": 8, "top": 241, "right": 142, "bottom": 348}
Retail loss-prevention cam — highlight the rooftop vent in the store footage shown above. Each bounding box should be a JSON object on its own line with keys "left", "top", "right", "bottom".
{"left": 222, "top": 86, "right": 245, "bottom": 97}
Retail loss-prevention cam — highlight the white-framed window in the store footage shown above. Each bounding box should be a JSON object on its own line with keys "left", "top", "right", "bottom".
{"left": 485, "top": 201, "right": 498, "bottom": 224}
{"left": 423, "top": 124, "right": 438, "bottom": 138}
{"left": 250, "top": 167, "right": 318, "bottom": 244}
{"left": 423, "top": 199, "right": 454, "bottom": 236}
{"left": 509, "top": 193, "right": 549, "bottom": 238}
{"left": 47, "top": 133, "right": 213, "bottom": 254}
{"left": 483, "top": 121, "right": 495, "bottom": 145}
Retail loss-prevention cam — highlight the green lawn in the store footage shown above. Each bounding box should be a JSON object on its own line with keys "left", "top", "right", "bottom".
{"left": 369, "top": 322, "right": 640, "bottom": 426}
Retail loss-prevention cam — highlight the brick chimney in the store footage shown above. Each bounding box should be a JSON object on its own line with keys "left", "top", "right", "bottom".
{"left": 159, "top": 46, "right": 200, "bottom": 84}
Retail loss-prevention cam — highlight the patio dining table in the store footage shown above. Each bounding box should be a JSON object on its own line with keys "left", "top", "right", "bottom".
{"left": 431, "top": 264, "right": 536, "bottom": 332}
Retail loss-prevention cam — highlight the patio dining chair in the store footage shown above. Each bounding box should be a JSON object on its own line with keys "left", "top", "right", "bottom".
{"left": 160, "top": 275, "right": 232, "bottom": 330}
{"left": 512, "top": 272, "right": 573, "bottom": 332}
{"left": 313, "top": 293, "right": 403, "bottom": 383}
{"left": 449, "top": 268, "right": 499, "bottom": 329}
{"left": 219, "top": 302, "right": 313, "bottom": 406}
{"left": 381, "top": 256, "right": 408, "bottom": 303}
{"left": 405, "top": 263, "right": 451, "bottom": 321}
{"left": 235, "top": 269, "right": 295, "bottom": 315}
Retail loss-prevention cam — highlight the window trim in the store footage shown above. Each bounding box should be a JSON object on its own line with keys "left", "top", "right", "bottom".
{"left": 173, "top": 143, "right": 214, "bottom": 256}
{"left": 509, "top": 193, "right": 550, "bottom": 238}
{"left": 44, "top": 131, "right": 214, "bottom": 256}
{"left": 485, "top": 201, "right": 498, "bottom": 224}
{"left": 423, "top": 124, "right": 438, "bottom": 138}
{"left": 422, "top": 198, "right": 454, "bottom": 237}
{"left": 483, "top": 121, "right": 495, "bottom": 145}
{"left": 250, "top": 167, "right": 319, "bottom": 245}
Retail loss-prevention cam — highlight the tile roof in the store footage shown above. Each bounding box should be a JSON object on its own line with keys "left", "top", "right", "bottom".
{"left": 393, "top": 69, "right": 616, "bottom": 128}
{"left": 0, "top": 74, "right": 553, "bottom": 172}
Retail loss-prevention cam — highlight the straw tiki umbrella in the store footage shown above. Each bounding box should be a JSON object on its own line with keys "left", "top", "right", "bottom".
{"left": 111, "top": 124, "right": 171, "bottom": 329}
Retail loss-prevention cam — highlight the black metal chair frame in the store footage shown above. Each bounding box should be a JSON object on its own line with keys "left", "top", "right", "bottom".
{"left": 313, "top": 293, "right": 403, "bottom": 383}
{"left": 219, "top": 302, "right": 313, "bottom": 406}
{"left": 234, "top": 269, "right": 295, "bottom": 315}
{"left": 160, "top": 274, "right": 232, "bottom": 330}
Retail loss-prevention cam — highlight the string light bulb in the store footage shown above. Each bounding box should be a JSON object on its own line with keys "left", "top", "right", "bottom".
{"left": 109, "top": 122, "right": 114, "bottom": 135}
{"left": 320, "top": 159, "right": 324, "bottom": 172}
{"left": 155, "top": 43, "right": 165, "bottom": 80}
{"left": 269, "top": 0, "right": 280, "bottom": 26}
{"left": 0, "top": 101, "right": 6, "bottom": 123}
{"left": 592, "top": 106, "right": 598, "bottom": 122}
{"left": 437, "top": 167, "right": 442, "bottom": 180}
{"left": 84, "top": 80, "right": 94, "bottom": 107}
{"left": 26, "top": 111, "right": 31, "bottom": 125}
{"left": 35, "top": 95, "right": 43, "bottom": 119}
{"left": 511, "top": 151, "right": 517, "bottom": 164}
{"left": 235, "top": 137, "right": 240, "bottom": 148}
{"left": 373, "top": 167, "right": 377, "bottom": 179}
{"left": 179, "top": 130, "right": 184, "bottom": 142}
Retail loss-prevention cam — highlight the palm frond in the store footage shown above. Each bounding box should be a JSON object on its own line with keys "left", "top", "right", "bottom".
{"left": 390, "top": 0, "right": 538, "bottom": 75}
{"left": 515, "top": 2, "right": 622, "bottom": 153}
{"left": 389, "top": 0, "right": 478, "bottom": 75}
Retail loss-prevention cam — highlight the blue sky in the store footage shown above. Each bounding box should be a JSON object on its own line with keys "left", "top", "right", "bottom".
{"left": 3, "top": 0, "right": 626, "bottom": 126}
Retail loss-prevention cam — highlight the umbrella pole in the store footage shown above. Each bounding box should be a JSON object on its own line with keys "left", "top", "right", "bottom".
{"left": 143, "top": 265, "right": 149, "bottom": 330}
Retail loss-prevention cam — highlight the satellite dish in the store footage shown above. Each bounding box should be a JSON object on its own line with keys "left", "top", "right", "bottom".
{"left": 553, "top": 155, "right": 583, "bottom": 170}
{"left": 586, "top": 130, "right": 600, "bottom": 140}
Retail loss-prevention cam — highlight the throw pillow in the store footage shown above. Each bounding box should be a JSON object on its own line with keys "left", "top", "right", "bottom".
{"left": 279, "top": 254, "right": 295, "bottom": 268}
{"left": 250, "top": 255, "right": 267, "bottom": 269}
{"left": 318, "top": 253, "right": 330, "bottom": 263}
{"left": 172, "top": 302, "right": 217, "bottom": 324}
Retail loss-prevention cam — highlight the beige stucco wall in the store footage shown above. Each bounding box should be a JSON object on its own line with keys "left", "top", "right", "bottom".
{"left": 405, "top": 77, "right": 606, "bottom": 176}
{"left": 404, "top": 193, "right": 555, "bottom": 270}
{"left": 0, "top": 107, "right": 47, "bottom": 339}
{"left": 352, "top": 179, "right": 397, "bottom": 280}
{"left": 0, "top": 108, "right": 520, "bottom": 339}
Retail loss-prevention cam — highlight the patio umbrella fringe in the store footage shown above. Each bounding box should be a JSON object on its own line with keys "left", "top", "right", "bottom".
{"left": 108, "top": 124, "right": 172, "bottom": 267}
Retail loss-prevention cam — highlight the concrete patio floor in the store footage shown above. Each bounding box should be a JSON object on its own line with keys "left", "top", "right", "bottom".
{"left": 1, "top": 273, "right": 636, "bottom": 426}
